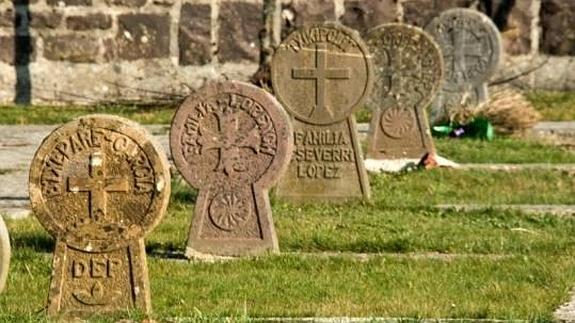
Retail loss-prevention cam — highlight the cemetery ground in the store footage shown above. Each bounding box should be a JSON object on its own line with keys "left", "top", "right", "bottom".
{"left": 1, "top": 91, "right": 575, "bottom": 321}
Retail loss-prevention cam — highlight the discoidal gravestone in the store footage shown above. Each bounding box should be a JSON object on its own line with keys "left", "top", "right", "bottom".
{"left": 272, "top": 22, "right": 373, "bottom": 201}
{"left": 170, "top": 81, "right": 292, "bottom": 257}
{"left": 425, "top": 8, "right": 502, "bottom": 125}
{"left": 365, "top": 23, "right": 444, "bottom": 160}
{"left": 29, "top": 115, "right": 171, "bottom": 316}
{"left": 0, "top": 215, "right": 10, "bottom": 293}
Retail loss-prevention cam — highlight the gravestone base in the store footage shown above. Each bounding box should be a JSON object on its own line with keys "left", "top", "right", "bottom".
{"left": 276, "top": 117, "right": 370, "bottom": 202}
{"left": 430, "top": 84, "right": 488, "bottom": 125}
{"left": 46, "top": 239, "right": 151, "bottom": 317}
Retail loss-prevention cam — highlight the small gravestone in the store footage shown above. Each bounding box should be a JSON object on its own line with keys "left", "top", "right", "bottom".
{"left": 271, "top": 22, "right": 373, "bottom": 201}
{"left": 0, "top": 215, "right": 10, "bottom": 292}
{"left": 170, "top": 81, "right": 292, "bottom": 257}
{"left": 365, "top": 23, "right": 444, "bottom": 160}
{"left": 29, "top": 115, "right": 171, "bottom": 316}
{"left": 425, "top": 8, "right": 502, "bottom": 125}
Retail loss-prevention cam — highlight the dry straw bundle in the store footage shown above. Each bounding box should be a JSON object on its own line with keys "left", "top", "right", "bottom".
{"left": 449, "top": 87, "right": 541, "bottom": 135}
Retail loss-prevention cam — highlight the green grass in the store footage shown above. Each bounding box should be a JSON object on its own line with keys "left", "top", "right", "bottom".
{"left": 435, "top": 137, "right": 575, "bottom": 164}
{"left": 0, "top": 104, "right": 175, "bottom": 125}
{"left": 2, "top": 168, "right": 575, "bottom": 320}
{"left": 528, "top": 91, "right": 575, "bottom": 121}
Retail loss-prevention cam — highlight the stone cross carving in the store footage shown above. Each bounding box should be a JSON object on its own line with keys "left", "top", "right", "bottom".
{"left": 272, "top": 22, "right": 373, "bottom": 201}
{"left": 68, "top": 151, "right": 129, "bottom": 222}
{"left": 0, "top": 215, "right": 10, "bottom": 293}
{"left": 291, "top": 43, "right": 351, "bottom": 118}
{"left": 425, "top": 8, "right": 502, "bottom": 125}
{"left": 365, "top": 23, "right": 444, "bottom": 160}
{"left": 170, "top": 81, "right": 293, "bottom": 257}
{"left": 29, "top": 115, "right": 170, "bottom": 317}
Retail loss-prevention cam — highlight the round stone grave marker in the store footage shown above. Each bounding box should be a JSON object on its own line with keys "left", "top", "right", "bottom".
{"left": 365, "top": 23, "right": 444, "bottom": 160}
{"left": 170, "top": 81, "right": 292, "bottom": 257}
{"left": 425, "top": 8, "right": 502, "bottom": 124}
{"left": 271, "top": 22, "right": 373, "bottom": 201}
{"left": 29, "top": 114, "right": 170, "bottom": 316}
{"left": 0, "top": 215, "right": 10, "bottom": 293}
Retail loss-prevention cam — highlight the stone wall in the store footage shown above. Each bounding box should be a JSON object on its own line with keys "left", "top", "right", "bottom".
{"left": 0, "top": 0, "right": 573, "bottom": 105}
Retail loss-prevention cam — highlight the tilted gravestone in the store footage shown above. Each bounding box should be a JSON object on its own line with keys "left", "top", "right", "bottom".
{"left": 29, "top": 115, "right": 170, "bottom": 316}
{"left": 272, "top": 22, "right": 373, "bottom": 201}
{"left": 170, "top": 81, "right": 292, "bottom": 257}
{"left": 0, "top": 215, "right": 10, "bottom": 293}
{"left": 425, "top": 8, "right": 502, "bottom": 125}
{"left": 365, "top": 23, "right": 444, "bottom": 160}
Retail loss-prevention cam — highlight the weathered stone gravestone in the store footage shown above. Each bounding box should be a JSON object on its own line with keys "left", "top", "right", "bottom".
{"left": 425, "top": 8, "right": 502, "bottom": 125}
{"left": 272, "top": 22, "right": 373, "bottom": 201}
{"left": 29, "top": 115, "right": 171, "bottom": 316}
{"left": 365, "top": 23, "right": 444, "bottom": 160}
{"left": 170, "top": 81, "right": 292, "bottom": 257}
{"left": 0, "top": 215, "right": 10, "bottom": 293}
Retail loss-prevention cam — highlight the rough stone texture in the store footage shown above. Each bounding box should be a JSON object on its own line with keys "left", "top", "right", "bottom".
{"left": 28, "top": 11, "right": 63, "bottom": 29}
{"left": 341, "top": 0, "right": 397, "bottom": 35}
{"left": 0, "top": 216, "right": 10, "bottom": 293}
{"left": 272, "top": 23, "right": 372, "bottom": 201}
{"left": 0, "top": 36, "right": 35, "bottom": 65}
{"left": 106, "top": 0, "right": 147, "bottom": 7}
{"left": 179, "top": 3, "right": 211, "bottom": 65}
{"left": 29, "top": 115, "right": 170, "bottom": 316}
{"left": 114, "top": 13, "right": 170, "bottom": 61}
{"left": 477, "top": 0, "right": 533, "bottom": 55}
{"left": 365, "top": 23, "right": 442, "bottom": 160}
{"left": 282, "top": 0, "right": 335, "bottom": 39}
{"left": 403, "top": 0, "right": 473, "bottom": 27}
{"left": 170, "top": 81, "right": 292, "bottom": 256}
{"left": 43, "top": 34, "right": 99, "bottom": 63}
{"left": 0, "top": 9, "right": 14, "bottom": 28}
{"left": 425, "top": 8, "right": 502, "bottom": 124}
{"left": 47, "top": 0, "right": 92, "bottom": 6}
{"left": 540, "top": 0, "right": 575, "bottom": 55}
{"left": 218, "top": 1, "right": 262, "bottom": 63}
{"left": 66, "top": 13, "right": 112, "bottom": 30}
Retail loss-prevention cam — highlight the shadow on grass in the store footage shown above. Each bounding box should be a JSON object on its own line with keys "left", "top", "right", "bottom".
{"left": 170, "top": 176, "right": 198, "bottom": 204}
{"left": 145, "top": 241, "right": 187, "bottom": 260}
{"left": 11, "top": 231, "right": 54, "bottom": 253}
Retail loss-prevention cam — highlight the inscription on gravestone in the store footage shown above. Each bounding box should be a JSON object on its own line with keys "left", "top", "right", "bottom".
{"left": 365, "top": 23, "right": 444, "bottom": 160}
{"left": 425, "top": 8, "right": 502, "bottom": 125}
{"left": 170, "top": 81, "right": 292, "bottom": 257}
{"left": 29, "top": 115, "right": 171, "bottom": 316}
{"left": 0, "top": 215, "right": 10, "bottom": 293}
{"left": 272, "top": 22, "right": 373, "bottom": 201}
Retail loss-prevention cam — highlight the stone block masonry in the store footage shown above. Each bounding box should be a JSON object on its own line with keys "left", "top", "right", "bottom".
{"left": 0, "top": 0, "right": 573, "bottom": 105}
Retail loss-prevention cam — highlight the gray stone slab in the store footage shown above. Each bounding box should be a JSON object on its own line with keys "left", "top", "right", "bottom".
{"left": 436, "top": 204, "right": 575, "bottom": 216}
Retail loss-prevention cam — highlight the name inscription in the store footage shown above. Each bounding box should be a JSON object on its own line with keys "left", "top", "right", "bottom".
{"left": 293, "top": 130, "right": 354, "bottom": 179}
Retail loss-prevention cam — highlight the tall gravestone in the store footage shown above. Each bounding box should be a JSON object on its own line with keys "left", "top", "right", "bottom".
{"left": 29, "top": 115, "right": 171, "bottom": 316}
{"left": 365, "top": 23, "right": 444, "bottom": 160}
{"left": 425, "top": 8, "right": 502, "bottom": 125}
{"left": 0, "top": 215, "right": 10, "bottom": 293}
{"left": 170, "top": 81, "right": 292, "bottom": 257}
{"left": 272, "top": 22, "right": 373, "bottom": 201}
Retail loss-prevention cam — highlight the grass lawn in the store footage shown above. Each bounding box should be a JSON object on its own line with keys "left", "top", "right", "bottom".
{"left": 2, "top": 169, "right": 575, "bottom": 321}
{"left": 527, "top": 91, "right": 575, "bottom": 121}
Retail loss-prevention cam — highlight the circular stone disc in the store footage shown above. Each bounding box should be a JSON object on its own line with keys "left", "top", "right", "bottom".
{"left": 0, "top": 216, "right": 10, "bottom": 292}
{"left": 29, "top": 115, "right": 171, "bottom": 253}
{"left": 366, "top": 23, "right": 444, "bottom": 110}
{"left": 170, "top": 81, "right": 293, "bottom": 189}
{"left": 425, "top": 8, "right": 502, "bottom": 91}
{"left": 271, "top": 22, "right": 374, "bottom": 125}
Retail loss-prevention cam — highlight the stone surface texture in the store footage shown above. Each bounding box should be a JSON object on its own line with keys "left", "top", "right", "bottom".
{"left": 425, "top": 8, "right": 502, "bottom": 125}
{"left": 272, "top": 22, "right": 372, "bottom": 202}
{"left": 170, "top": 81, "right": 292, "bottom": 257}
{"left": 0, "top": 215, "right": 10, "bottom": 293}
{"left": 0, "top": 0, "right": 573, "bottom": 105}
{"left": 365, "top": 23, "right": 442, "bottom": 160}
{"left": 29, "top": 115, "right": 170, "bottom": 316}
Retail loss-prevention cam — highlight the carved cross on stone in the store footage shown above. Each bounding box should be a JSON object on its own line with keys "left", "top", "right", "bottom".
{"left": 380, "top": 47, "right": 420, "bottom": 98}
{"left": 292, "top": 43, "right": 351, "bottom": 118}
{"left": 443, "top": 28, "right": 484, "bottom": 83}
{"left": 197, "top": 113, "right": 261, "bottom": 175}
{"left": 68, "top": 151, "right": 129, "bottom": 222}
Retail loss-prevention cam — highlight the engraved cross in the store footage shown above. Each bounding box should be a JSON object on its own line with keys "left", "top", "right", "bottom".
{"left": 381, "top": 47, "right": 417, "bottom": 97}
{"left": 68, "top": 151, "right": 129, "bottom": 222}
{"left": 444, "top": 29, "right": 483, "bottom": 82}
{"left": 292, "top": 43, "right": 351, "bottom": 118}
